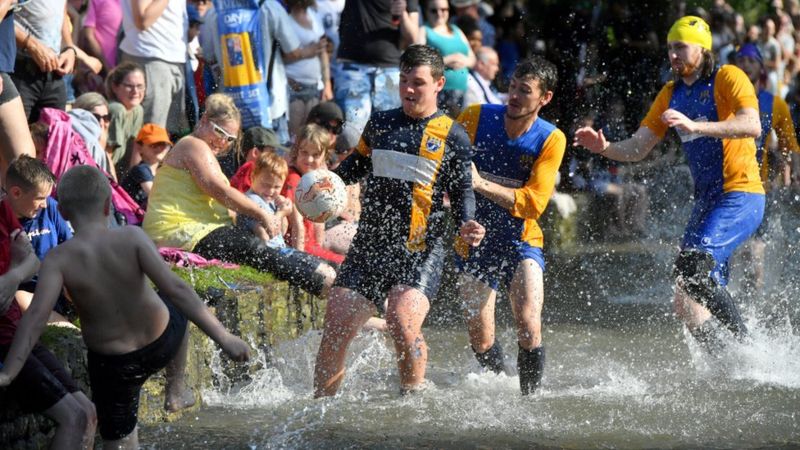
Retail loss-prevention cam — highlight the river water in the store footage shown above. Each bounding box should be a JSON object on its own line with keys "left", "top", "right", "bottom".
{"left": 140, "top": 310, "right": 800, "bottom": 449}
{"left": 140, "top": 183, "right": 800, "bottom": 448}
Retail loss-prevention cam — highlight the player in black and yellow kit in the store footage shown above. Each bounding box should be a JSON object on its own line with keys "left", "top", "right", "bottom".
{"left": 313, "top": 45, "right": 485, "bottom": 397}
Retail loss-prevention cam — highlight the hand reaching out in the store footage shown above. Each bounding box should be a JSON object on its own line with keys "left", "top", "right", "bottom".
{"left": 573, "top": 126, "right": 609, "bottom": 154}
{"left": 221, "top": 334, "right": 250, "bottom": 362}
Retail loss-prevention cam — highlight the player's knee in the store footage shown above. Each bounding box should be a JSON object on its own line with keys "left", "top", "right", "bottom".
{"left": 518, "top": 331, "right": 542, "bottom": 350}
{"left": 385, "top": 316, "right": 419, "bottom": 343}
{"left": 79, "top": 396, "right": 98, "bottom": 429}
{"left": 59, "top": 396, "right": 89, "bottom": 431}
{"left": 672, "top": 292, "right": 688, "bottom": 319}
{"left": 317, "top": 264, "right": 336, "bottom": 286}
{"left": 673, "top": 249, "right": 716, "bottom": 295}
{"left": 471, "top": 339, "right": 494, "bottom": 354}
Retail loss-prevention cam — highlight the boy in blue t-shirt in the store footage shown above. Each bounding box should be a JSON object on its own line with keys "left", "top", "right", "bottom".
{"left": 1, "top": 156, "right": 73, "bottom": 323}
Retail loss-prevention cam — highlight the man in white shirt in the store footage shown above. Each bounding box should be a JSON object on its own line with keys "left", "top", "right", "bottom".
{"left": 120, "top": 0, "right": 189, "bottom": 136}
{"left": 463, "top": 46, "right": 502, "bottom": 107}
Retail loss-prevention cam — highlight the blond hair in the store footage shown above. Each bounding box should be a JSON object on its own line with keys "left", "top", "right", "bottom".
{"left": 252, "top": 151, "right": 289, "bottom": 181}
{"left": 289, "top": 123, "right": 332, "bottom": 165}
{"left": 204, "top": 93, "right": 241, "bottom": 125}
{"left": 57, "top": 166, "right": 111, "bottom": 218}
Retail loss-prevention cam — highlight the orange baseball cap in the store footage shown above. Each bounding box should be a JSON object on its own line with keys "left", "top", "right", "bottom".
{"left": 136, "top": 123, "right": 173, "bottom": 146}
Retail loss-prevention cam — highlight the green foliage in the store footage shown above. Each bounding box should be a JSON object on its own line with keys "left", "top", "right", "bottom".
{"left": 171, "top": 265, "right": 276, "bottom": 293}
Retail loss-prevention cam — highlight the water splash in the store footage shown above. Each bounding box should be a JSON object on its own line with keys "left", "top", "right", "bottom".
{"left": 139, "top": 322, "right": 800, "bottom": 449}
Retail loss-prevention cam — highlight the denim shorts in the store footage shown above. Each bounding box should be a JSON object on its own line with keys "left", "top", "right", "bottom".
{"left": 334, "top": 62, "right": 401, "bottom": 133}
{"left": 289, "top": 81, "right": 321, "bottom": 103}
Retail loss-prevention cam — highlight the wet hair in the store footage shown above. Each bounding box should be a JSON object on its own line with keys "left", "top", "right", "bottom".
{"left": 5, "top": 155, "right": 56, "bottom": 192}
{"left": 204, "top": 93, "right": 241, "bottom": 127}
{"left": 73, "top": 92, "right": 109, "bottom": 112}
{"left": 512, "top": 56, "right": 558, "bottom": 93}
{"left": 106, "top": 62, "right": 145, "bottom": 102}
{"left": 289, "top": 124, "right": 332, "bottom": 165}
{"left": 400, "top": 44, "right": 445, "bottom": 80}
{"left": 252, "top": 151, "right": 289, "bottom": 181}
{"left": 698, "top": 49, "right": 717, "bottom": 80}
{"left": 57, "top": 166, "right": 111, "bottom": 218}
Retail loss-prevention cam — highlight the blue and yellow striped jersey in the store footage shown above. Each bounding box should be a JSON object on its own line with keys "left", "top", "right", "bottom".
{"left": 641, "top": 64, "right": 764, "bottom": 200}
{"left": 457, "top": 104, "right": 566, "bottom": 249}
{"left": 756, "top": 89, "right": 800, "bottom": 191}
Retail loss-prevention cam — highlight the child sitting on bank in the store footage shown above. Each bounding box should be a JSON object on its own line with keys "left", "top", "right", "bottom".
{"left": 0, "top": 166, "right": 250, "bottom": 450}
{"left": 281, "top": 124, "right": 345, "bottom": 264}
{"left": 1, "top": 156, "right": 74, "bottom": 325}
{"left": 121, "top": 124, "right": 172, "bottom": 209}
{"left": 238, "top": 151, "right": 293, "bottom": 247}
{"left": 0, "top": 193, "right": 97, "bottom": 449}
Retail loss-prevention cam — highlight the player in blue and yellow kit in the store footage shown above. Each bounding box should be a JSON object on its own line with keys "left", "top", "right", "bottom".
{"left": 733, "top": 43, "right": 800, "bottom": 297}
{"left": 575, "top": 16, "right": 764, "bottom": 350}
{"left": 313, "top": 45, "right": 485, "bottom": 397}
{"left": 455, "top": 56, "right": 565, "bottom": 395}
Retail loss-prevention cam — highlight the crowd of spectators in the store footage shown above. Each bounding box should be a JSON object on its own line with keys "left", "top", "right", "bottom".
{"left": 1, "top": 0, "right": 797, "bottom": 280}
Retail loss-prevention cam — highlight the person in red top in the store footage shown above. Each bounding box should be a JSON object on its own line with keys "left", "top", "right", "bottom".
{"left": 233, "top": 123, "right": 345, "bottom": 264}
{"left": 226, "top": 126, "right": 288, "bottom": 186}
{"left": 281, "top": 124, "right": 345, "bottom": 264}
{"left": 0, "top": 195, "right": 97, "bottom": 449}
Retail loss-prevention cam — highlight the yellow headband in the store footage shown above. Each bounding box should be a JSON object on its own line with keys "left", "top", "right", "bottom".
{"left": 667, "top": 16, "right": 712, "bottom": 51}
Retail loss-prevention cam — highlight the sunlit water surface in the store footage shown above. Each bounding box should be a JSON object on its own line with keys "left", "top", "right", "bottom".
{"left": 140, "top": 315, "right": 800, "bottom": 449}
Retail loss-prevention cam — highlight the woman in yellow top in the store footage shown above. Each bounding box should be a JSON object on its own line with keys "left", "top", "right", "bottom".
{"left": 143, "top": 93, "right": 335, "bottom": 297}
{"left": 575, "top": 16, "right": 764, "bottom": 352}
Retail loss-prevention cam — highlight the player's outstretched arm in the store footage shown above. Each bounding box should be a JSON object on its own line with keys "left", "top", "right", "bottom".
{"left": 661, "top": 107, "right": 760, "bottom": 139}
{"left": 184, "top": 141, "right": 277, "bottom": 236}
{"left": 574, "top": 126, "right": 661, "bottom": 162}
{"left": 134, "top": 228, "right": 250, "bottom": 362}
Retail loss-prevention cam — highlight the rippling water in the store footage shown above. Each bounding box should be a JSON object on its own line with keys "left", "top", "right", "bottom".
{"left": 140, "top": 314, "right": 800, "bottom": 449}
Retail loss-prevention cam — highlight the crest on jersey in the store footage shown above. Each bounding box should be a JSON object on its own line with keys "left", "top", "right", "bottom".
{"left": 699, "top": 89, "right": 710, "bottom": 104}
{"left": 425, "top": 136, "right": 442, "bottom": 153}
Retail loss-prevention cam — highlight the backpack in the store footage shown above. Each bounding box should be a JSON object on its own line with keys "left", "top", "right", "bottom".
{"left": 37, "top": 108, "right": 145, "bottom": 226}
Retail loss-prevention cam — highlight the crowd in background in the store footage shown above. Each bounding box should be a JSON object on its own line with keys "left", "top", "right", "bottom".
{"left": 3, "top": 0, "right": 798, "bottom": 248}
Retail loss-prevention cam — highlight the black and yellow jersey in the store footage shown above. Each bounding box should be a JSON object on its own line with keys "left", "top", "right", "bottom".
{"left": 335, "top": 108, "right": 475, "bottom": 255}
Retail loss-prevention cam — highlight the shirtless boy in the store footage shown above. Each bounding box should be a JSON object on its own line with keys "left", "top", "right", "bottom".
{"left": 0, "top": 165, "right": 250, "bottom": 449}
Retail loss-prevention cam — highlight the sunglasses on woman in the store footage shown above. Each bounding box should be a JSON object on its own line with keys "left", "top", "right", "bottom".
{"left": 210, "top": 121, "right": 237, "bottom": 143}
{"left": 92, "top": 112, "right": 110, "bottom": 123}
